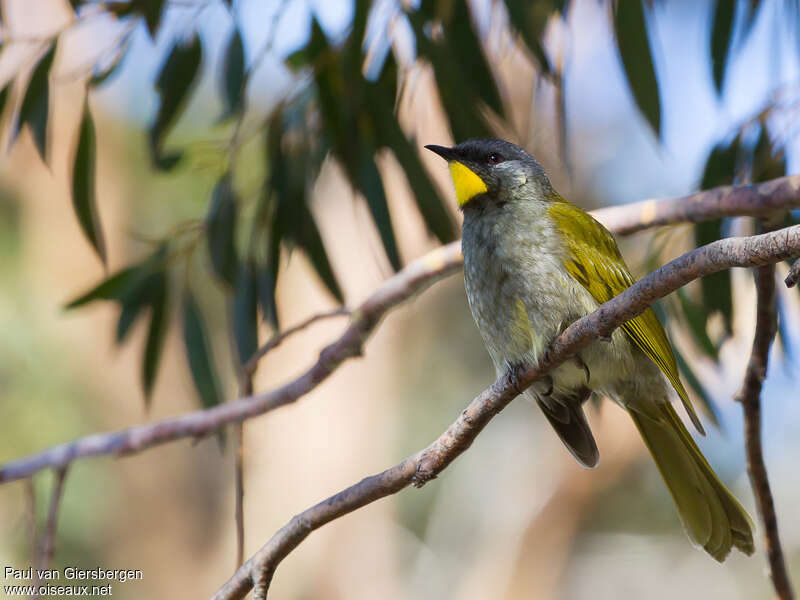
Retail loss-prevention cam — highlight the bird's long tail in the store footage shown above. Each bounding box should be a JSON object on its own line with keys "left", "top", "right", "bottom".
{"left": 629, "top": 402, "right": 754, "bottom": 561}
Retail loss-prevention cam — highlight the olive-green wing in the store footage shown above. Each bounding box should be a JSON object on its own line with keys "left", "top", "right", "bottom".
{"left": 548, "top": 200, "right": 704, "bottom": 434}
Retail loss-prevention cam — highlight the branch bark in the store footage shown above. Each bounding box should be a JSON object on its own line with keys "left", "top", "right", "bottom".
{"left": 592, "top": 174, "right": 800, "bottom": 235}
{"left": 736, "top": 262, "right": 795, "bottom": 599}
{"left": 211, "top": 224, "right": 800, "bottom": 600}
{"left": 3, "top": 175, "right": 800, "bottom": 483}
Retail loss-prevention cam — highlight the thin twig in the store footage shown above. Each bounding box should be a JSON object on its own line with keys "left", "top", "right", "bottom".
{"left": 241, "top": 307, "right": 352, "bottom": 381}
{"left": 737, "top": 262, "right": 794, "bottom": 599}
{"left": 233, "top": 420, "right": 246, "bottom": 568}
{"left": 211, "top": 224, "right": 800, "bottom": 600}
{"left": 4, "top": 177, "right": 800, "bottom": 483}
{"left": 0, "top": 243, "right": 464, "bottom": 484}
{"left": 36, "top": 468, "right": 68, "bottom": 573}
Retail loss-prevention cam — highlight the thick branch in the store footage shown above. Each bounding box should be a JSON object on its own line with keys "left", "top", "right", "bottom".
{"left": 736, "top": 264, "right": 794, "bottom": 599}
{"left": 0, "top": 244, "right": 463, "bottom": 484}
{"left": 593, "top": 174, "right": 800, "bottom": 235}
{"left": 4, "top": 174, "right": 800, "bottom": 483}
{"left": 212, "top": 224, "right": 800, "bottom": 600}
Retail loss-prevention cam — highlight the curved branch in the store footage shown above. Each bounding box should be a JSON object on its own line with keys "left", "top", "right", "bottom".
{"left": 212, "top": 224, "right": 800, "bottom": 600}
{"left": 3, "top": 175, "right": 800, "bottom": 484}
{"left": 736, "top": 262, "right": 795, "bottom": 599}
{"left": 0, "top": 244, "right": 463, "bottom": 484}
{"left": 592, "top": 174, "right": 800, "bottom": 235}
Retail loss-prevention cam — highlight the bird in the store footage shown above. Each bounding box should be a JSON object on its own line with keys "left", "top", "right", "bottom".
{"left": 425, "top": 138, "right": 754, "bottom": 561}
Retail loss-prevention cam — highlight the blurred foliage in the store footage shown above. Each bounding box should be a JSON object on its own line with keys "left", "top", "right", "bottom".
{"left": 0, "top": 0, "right": 790, "bottom": 412}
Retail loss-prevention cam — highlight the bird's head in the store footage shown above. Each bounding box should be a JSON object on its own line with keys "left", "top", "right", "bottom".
{"left": 425, "top": 138, "right": 548, "bottom": 209}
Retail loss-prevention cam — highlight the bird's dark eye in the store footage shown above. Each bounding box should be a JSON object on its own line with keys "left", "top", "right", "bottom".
{"left": 487, "top": 153, "right": 504, "bottom": 164}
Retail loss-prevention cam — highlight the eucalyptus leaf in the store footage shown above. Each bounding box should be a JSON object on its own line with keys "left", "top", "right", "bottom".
{"left": 142, "top": 269, "right": 168, "bottom": 402}
{"left": 71, "top": 100, "right": 106, "bottom": 265}
{"left": 710, "top": 0, "right": 734, "bottom": 94}
{"left": 613, "top": 0, "right": 661, "bottom": 137}
{"left": 232, "top": 261, "right": 259, "bottom": 367}
{"left": 219, "top": 26, "right": 245, "bottom": 121}
{"left": 15, "top": 43, "right": 56, "bottom": 162}
{"left": 182, "top": 289, "right": 223, "bottom": 409}
{"left": 150, "top": 35, "right": 202, "bottom": 170}
{"left": 206, "top": 174, "right": 238, "bottom": 287}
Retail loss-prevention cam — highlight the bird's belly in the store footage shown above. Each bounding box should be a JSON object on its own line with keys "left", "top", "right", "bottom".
{"left": 464, "top": 253, "right": 635, "bottom": 394}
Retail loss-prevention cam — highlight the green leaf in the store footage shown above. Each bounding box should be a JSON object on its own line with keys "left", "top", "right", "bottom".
{"left": 359, "top": 150, "right": 401, "bottom": 271}
{"left": 752, "top": 126, "right": 786, "bottom": 182}
{"left": 0, "top": 82, "right": 11, "bottom": 116}
{"left": 15, "top": 43, "right": 56, "bottom": 162}
{"left": 677, "top": 288, "right": 718, "bottom": 360}
{"left": 232, "top": 261, "right": 259, "bottom": 367}
{"left": 182, "top": 289, "right": 223, "bottom": 409}
{"left": 256, "top": 263, "right": 278, "bottom": 329}
{"left": 65, "top": 245, "right": 167, "bottom": 309}
{"left": 295, "top": 201, "right": 343, "bottom": 303}
{"left": 367, "top": 55, "right": 455, "bottom": 243}
{"left": 695, "top": 219, "right": 732, "bottom": 334}
{"left": 503, "top": 0, "right": 554, "bottom": 73}
{"left": 206, "top": 174, "right": 238, "bottom": 286}
{"left": 219, "top": 26, "right": 245, "bottom": 121}
{"left": 613, "top": 0, "right": 661, "bottom": 137}
{"left": 700, "top": 136, "right": 740, "bottom": 189}
{"left": 150, "top": 35, "right": 202, "bottom": 170}
{"left": 674, "top": 347, "right": 721, "bottom": 427}
{"left": 116, "top": 270, "right": 163, "bottom": 342}
{"left": 710, "top": 0, "right": 735, "bottom": 94}
{"left": 71, "top": 99, "right": 106, "bottom": 265}
{"left": 142, "top": 269, "right": 168, "bottom": 401}
{"left": 134, "top": 0, "right": 166, "bottom": 39}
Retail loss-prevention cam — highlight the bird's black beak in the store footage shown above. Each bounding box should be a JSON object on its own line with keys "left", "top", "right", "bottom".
{"left": 424, "top": 144, "right": 458, "bottom": 161}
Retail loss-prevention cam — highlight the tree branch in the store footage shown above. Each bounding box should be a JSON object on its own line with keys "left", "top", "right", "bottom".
{"left": 212, "top": 224, "right": 800, "bottom": 600}
{"left": 736, "top": 262, "right": 795, "bottom": 599}
{"left": 592, "top": 174, "right": 800, "bottom": 235}
{"left": 4, "top": 176, "right": 800, "bottom": 484}
{"left": 0, "top": 244, "right": 463, "bottom": 484}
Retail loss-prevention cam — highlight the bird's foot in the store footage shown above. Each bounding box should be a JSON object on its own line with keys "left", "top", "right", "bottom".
{"left": 573, "top": 354, "right": 590, "bottom": 385}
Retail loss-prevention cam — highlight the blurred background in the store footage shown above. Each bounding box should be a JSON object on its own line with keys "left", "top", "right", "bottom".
{"left": 1, "top": 0, "right": 800, "bottom": 598}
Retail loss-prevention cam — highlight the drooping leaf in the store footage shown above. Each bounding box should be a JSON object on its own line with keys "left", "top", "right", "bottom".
{"left": 219, "top": 26, "right": 245, "bottom": 121}
{"left": 295, "top": 201, "right": 343, "bottom": 303}
{"left": 700, "top": 136, "right": 741, "bottom": 189}
{"left": 752, "top": 126, "right": 786, "bottom": 183}
{"left": 613, "top": 0, "right": 661, "bottom": 137}
{"left": 134, "top": 0, "right": 166, "bottom": 39}
{"left": 65, "top": 245, "right": 167, "bottom": 309}
{"left": 674, "top": 346, "right": 721, "bottom": 427}
{"left": 710, "top": 0, "right": 735, "bottom": 94}
{"left": 115, "top": 268, "right": 164, "bottom": 342}
{"left": 256, "top": 264, "right": 278, "bottom": 329}
{"left": 695, "top": 219, "right": 733, "bottom": 335}
{"left": 14, "top": 43, "right": 56, "bottom": 162}
{"left": 677, "top": 288, "right": 718, "bottom": 360}
{"left": 503, "top": 0, "right": 554, "bottom": 73}
{"left": 359, "top": 150, "right": 401, "bottom": 271}
{"left": 150, "top": 35, "right": 202, "bottom": 170}
{"left": 182, "top": 289, "right": 223, "bottom": 409}
{"left": 367, "top": 55, "right": 455, "bottom": 243}
{"left": 206, "top": 174, "right": 238, "bottom": 286}
{"left": 232, "top": 261, "right": 259, "bottom": 367}
{"left": 142, "top": 268, "right": 168, "bottom": 402}
{"left": 0, "top": 82, "right": 10, "bottom": 115}
{"left": 71, "top": 99, "right": 106, "bottom": 265}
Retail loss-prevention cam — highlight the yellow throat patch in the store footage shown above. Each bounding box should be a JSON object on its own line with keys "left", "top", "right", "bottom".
{"left": 449, "top": 161, "right": 488, "bottom": 206}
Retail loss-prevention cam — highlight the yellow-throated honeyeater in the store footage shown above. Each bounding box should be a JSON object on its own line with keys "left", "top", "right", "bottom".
{"left": 426, "top": 138, "right": 754, "bottom": 561}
